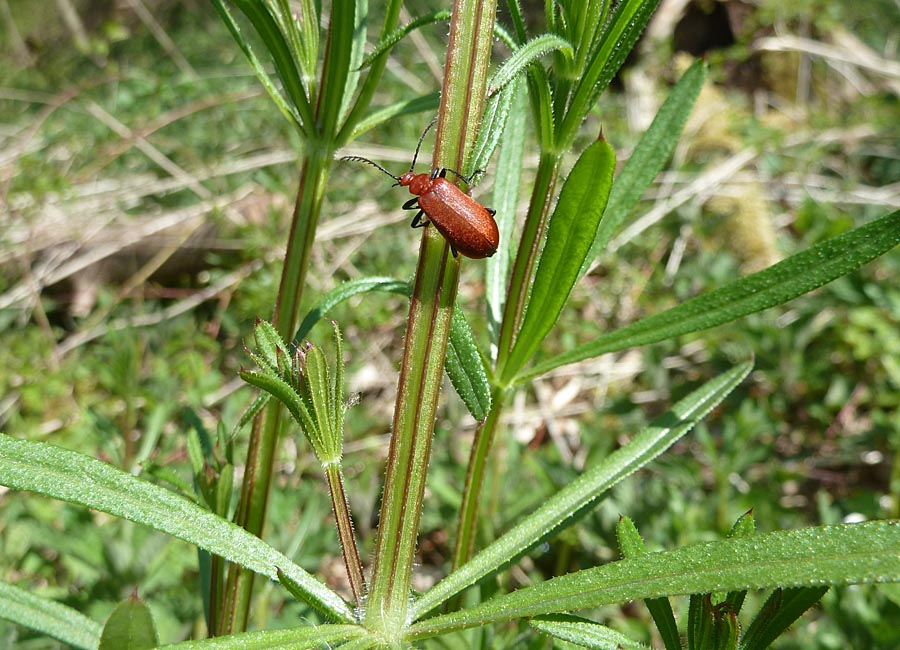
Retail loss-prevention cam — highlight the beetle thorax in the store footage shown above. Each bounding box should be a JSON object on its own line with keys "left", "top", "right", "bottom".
{"left": 400, "top": 172, "right": 432, "bottom": 196}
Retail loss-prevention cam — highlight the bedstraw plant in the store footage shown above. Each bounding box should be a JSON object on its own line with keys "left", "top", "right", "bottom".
{"left": 1, "top": 0, "right": 899, "bottom": 648}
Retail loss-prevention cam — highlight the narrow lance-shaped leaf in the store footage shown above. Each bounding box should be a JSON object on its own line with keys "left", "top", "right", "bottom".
{"left": 358, "top": 10, "right": 452, "bottom": 70}
{"left": 0, "top": 434, "right": 355, "bottom": 623}
{"left": 411, "top": 361, "right": 752, "bottom": 618}
{"left": 98, "top": 596, "right": 158, "bottom": 650}
{"left": 292, "top": 276, "right": 491, "bottom": 422}
{"left": 487, "top": 33, "right": 574, "bottom": 95}
{"left": 317, "top": 0, "right": 355, "bottom": 136}
{"left": 0, "top": 582, "right": 102, "bottom": 650}
{"left": 210, "top": 0, "right": 303, "bottom": 131}
{"left": 617, "top": 517, "right": 681, "bottom": 650}
{"left": 741, "top": 586, "right": 829, "bottom": 650}
{"left": 337, "top": 0, "right": 368, "bottom": 126}
{"left": 529, "top": 614, "right": 648, "bottom": 649}
{"left": 724, "top": 509, "right": 756, "bottom": 613}
{"left": 408, "top": 521, "right": 900, "bottom": 639}
{"left": 525, "top": 209, "right": 900, "bottom": 382}
{"left": 445, "top": 305, "right": 492, "bottom": 421}
{"left": 579, "top": 59, "right": 708, "bottom": 279}
{"left": 486, "top": 77, "right": 527, "bottom": 355}
{"left": 239, "top": 368, "right": 314, "bottom": 435}
{"left": 231, "top": 0, "right": 315, "bottom": 130}
{"left": 158, "top": 624, "right": 368, "bottom": 649}
{"left": 503, "top": 135, "right": 616, "bottom": 382}
{"left": 349, "top": 92, "right": 441, "bottom": 140}
{"left": 469, "top": 75, "right": 518, "bottom": 180}
{"left": 292, "top": 277, "right": 408, "bottom": 346}
{"left": 562, "top": 0, "right": 661, "bottom": 146}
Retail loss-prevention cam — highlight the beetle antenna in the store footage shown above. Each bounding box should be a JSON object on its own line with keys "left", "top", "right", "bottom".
{"left": 341, "top": 156, "right": 401, "bottom": 182}
{"left": 409, "top": 119, "right": 437, "bottom": 172}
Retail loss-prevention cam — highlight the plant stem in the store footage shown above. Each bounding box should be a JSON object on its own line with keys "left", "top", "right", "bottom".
{"left": 221, "top": 150, "right": 330, "bottom": 634}
{"left": 325, "top": 463, "right": 366, "bottom": 607}
{"left": 452, "top": 385, "right": 508, "bottom": 570}
{"left": 364, "top": 0, "right": 495, "bottom": 637}
{"left": 496, "top": 152, "right": 561, "bottom": 380}
{"left": 448, "top": 153, "right": 561, "bottom": 572}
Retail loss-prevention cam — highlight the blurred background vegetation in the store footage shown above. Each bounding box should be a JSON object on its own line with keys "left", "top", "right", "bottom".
{"left": 1, "top": 0, "right": 899, "bottom": 647}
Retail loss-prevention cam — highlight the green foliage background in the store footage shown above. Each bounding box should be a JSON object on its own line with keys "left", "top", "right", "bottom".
{"left": 1, "top": 0, "right": 898, "bottom": 647}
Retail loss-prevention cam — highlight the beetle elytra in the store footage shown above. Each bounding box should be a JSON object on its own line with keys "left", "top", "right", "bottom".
{"left": 342, "top": 122, "right": 499, "bottom": 259}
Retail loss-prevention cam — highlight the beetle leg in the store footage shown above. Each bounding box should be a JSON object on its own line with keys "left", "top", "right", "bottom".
{"left": 486, "top": 207, "right": 496, "bottom": 216}
{"left": 402, "top": 197, "right": 420, "bottom": 211}
{"left": 439, "top": 168, "right": 486, "bottom": 186}
{"left": 410, "top": 211, "right": 429, "bottom": 228}
{"left": 450, "top": 244, "right": 459, "bottom": 257}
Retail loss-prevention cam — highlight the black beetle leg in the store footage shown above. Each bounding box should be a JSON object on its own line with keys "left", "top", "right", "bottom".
{"left": 410, "top": 211, "right": 429, "bottom": 228}
{"left": 402, "top": 197, "right": 420, "bottom": 210}
{"left": 438, "top": 168, "right": 485, "bottom": 186}
{"left": 486, "top": 207, "right": 496, "bottom": 216}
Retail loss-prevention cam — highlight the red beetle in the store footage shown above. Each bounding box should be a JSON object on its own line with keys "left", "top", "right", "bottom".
{"left": 342, "top": 123, "right": 499, "bottom": 258}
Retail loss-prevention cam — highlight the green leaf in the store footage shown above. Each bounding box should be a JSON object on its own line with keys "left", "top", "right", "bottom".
{"left": 616, "top": 515, "right": 646, "bottom": 559}
{"left": 338, "top": 0, "right": 367, "bottom": 126}
{"left": 253, "top": 318, "right": 288, "bottom": 372}
{"left": 292, "top": 277, "right": 409, "bottom": 346}
{"left": 411, "top": 361, "right": 752, "bottom": 618}
{"left": 486, "top": 78, "right": 527, "bottom": 352}
{"left": 349, "top": 92, "right": 441, "bottom": 140}
{"left": 487, "top": 34, "right": 574, "bottom": 95}
{"left": 504, "top": 136, "right": 616, "bottom": 382}
{"left": 687, "top": 594, "right": 712, "bottom": 650}
{"left": 292, "top": 276, "right": 489, "bottom": 421}
{"left": 446, "top": 306, "right": 492, "bottom": 421}
{"left": 579, "top": 59, "right": 708, "bottom": 279}
{"left": 469, "top": 75, "right": 520, "bottom": 181}
{"left": 231, "top": 390, "right": 271, "bottom": 438}
{"left": 211, "top": 0, "right": 303, "bottom": 131}
{"left": 0, "top": 582, "right": 101, "bottom": 650}
{"left": 158, "top": 624, "right": 367, "bottom": 649}
{"left": 740, "top": 587, "right": 829, "bottom": 650}
{"left": 358, "top": 10, "right": 452, "bottom": 70}
{"left": 724, "top": 510, "right": 756, "bottom": 613}
{"left": 408, "top": 521, "right": 900, "bottom": 639}
{"left": 0, "top": 434, "right": 355, "bottom": 623}
{"left": 317, "top": 0, "right": 355, "bottom": 136}
{"left": 526, "top": 209, "right": 900, "bottom": 381}
{"left": 530, "top": 614, "right": 648, "bottom": 649}
{"left": 98, "top": 595, "right": 158, "bottom": 650}
{"left": 617, "top": 517, "right": 681, "bottom": 650}
{"left": 562, "top": 0, "right": 661, "bottom": 146}
{"left": 240, "top": 369, "right": 316, "bottom": 435}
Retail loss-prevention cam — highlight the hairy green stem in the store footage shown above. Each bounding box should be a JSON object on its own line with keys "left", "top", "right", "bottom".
{"left": 364, "top": 0, "right": 496, "bottom": 637}
{"left": 495, "top": 152, "right": 560, "bottom": 380}
{"left": 452, "top": 386, "right": 508, "bottom": 570}
{"left": 325, "top": 463, "right": 366, "bottom": 607}
{"left": 221, "top": 151, "right": 329, "bottom": 634}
